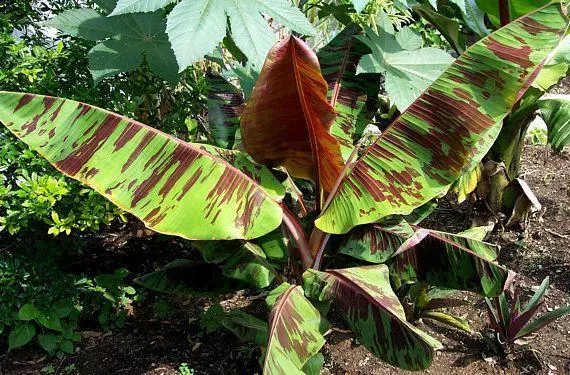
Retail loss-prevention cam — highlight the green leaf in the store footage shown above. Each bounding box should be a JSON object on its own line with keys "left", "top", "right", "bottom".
{"left": 256, "top": 229, "right": 289, "bottom": 262}
{"left": 0, "top": 92, "right": 283, "bottom": 240}
{"left": 48, "top": 9, "right": 179, "bottom": 84}
{"left": 521, "top": 277, "right": 549, "bottom": 314}
{"left": 217, "top": 309, "right": 269, "bottom": 347}
{"left": 221, "top": 242, "right": 276, "bottom": 288}
{"left": 263, "top": 283, "right": 327, "bottom": 375}
{"left": 413, "top": 4, "right": 465, "bottom": 54}
{"left": 302, "top": 353, "right": 325, "bottom": 375}
{"left": 38, "top": 333, "right": 58, "bottom": 354}
{"left": 389, "top": 228, "right": 506, "bottom": 296}
{"left": 46, "top": 8, "right": 115, "bottom": 41}
{"left": 404, "top": 200, "right": 438, "bottom": 225}
{"left": 351, "top": 0, "right": 369, "bottom": 13}
{"left": 537, "top": 94, "right": 570, "bottom": 152}
{"left": 451, "top": 164, "right": 482, "bottom": 203}
{"left": 515, "top": 305, "right": 570, "bottom": 340}
{"left": 317, "top": 26, "right": 381, "bottom": 160}
{"left": 37, "top": 310, "right": 64, "bottom": 332}
{"left": 167, "top": 0, "right": 315, "bottom": 72}
{"left": 316, "top": 4, "right": 568, "bottom": 235}
{"left": 449, "top": 0, "right": 489, "bottom": 37}
{"left": 303, "top": 265, "right": 441, "bottom": 371}
{"left": 395, "top": 26, "right": 423, "bottom": 51}
{"left": 206, "top": 71, "right": 244, "bottom": 149}
{"left": 17, "top": 303, "right": 39, "bottom": 321}
{"left": 60, "top": 340, "right": 74, "bottom": 354}
{"left": 110, "top": 0, "right": 175, "bottom": 15}
{"left": 458, "top": 224, "right": 494, "bottom": 242}
{"left": 357, "top": 27, "right": 454, "bottom": 111}
{"left": 421, "top": 311, "right": 472, "bottom": 333}
{"left": 135, "top": 259, "right": 248, "bottom": 296}
{"left": 475, "top": 0, "right": 550, "bottom": 25}
{"left": 338, "top": 218, "right": 415, "bottom": 263}
{"left": 8, "top": 324, "right": 36, "bottom": 351}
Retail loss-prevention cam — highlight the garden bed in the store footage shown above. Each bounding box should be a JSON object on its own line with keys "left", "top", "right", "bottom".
{"left": 1, "top": 145, "right": 569, "bottom": 375}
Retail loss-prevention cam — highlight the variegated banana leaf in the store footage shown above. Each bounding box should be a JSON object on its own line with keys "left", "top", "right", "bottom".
{"left": 303, "top": 265, "right": 442, "bottom": 371}
{"left": 241, "top": 36, "right": 345, "bottom": 196}
{"left": 389, "top": 229, "right": 507, "bottom": 296}
{"left": 204, "top": 304, "right": 269, "bottom": 347}
{"left": 264, "top": 283, "right": 328, "bottom": 375}
{"left": 316, "top": 3, "right": 569, "bottom": 234}
{"left": 0, "top": 92, "right": 284, "bottom": 240}
{"left": 206, "top": 70, "right": 244, "bottom": 149}
{"left": 537, "top": 94, "right": 570, "bottom": 152}
{"left": 338, "top": 218, "right": 415, "bottom": 263}
{"left": 134, "top": 259, "right": 247, "bottom": 296}
{"left": 193, "top": 239, "right": 278, "bottom": 288}
{"left": 340, "top": 220, "right": 499, "bottom": 265}
{"left": 317, "top": 26, "right": 381, "bottom": 160}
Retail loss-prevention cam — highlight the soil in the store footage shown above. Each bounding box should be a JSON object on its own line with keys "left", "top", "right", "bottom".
{"left": 0, "top": 146, "right": 569, "bottom": 375}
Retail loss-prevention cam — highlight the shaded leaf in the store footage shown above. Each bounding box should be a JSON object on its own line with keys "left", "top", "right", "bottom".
{"left": 316, "top": 4, "right": 568, "bottom": 234}
{"left": 537, "top": 94, "right": 570, "bottom": 152}
{"left": 413, "top": 4, "right": 465, "bottom": 54}
{"left": 241, "top": 36, "right": 345, "bottom": 196}
{"left": 389, "top": 229, "right": 507, "bottom": 296}
{"left": 221, "top": 242, "right": 276, "bottom": 288}
{"left": 8, "top": 324, "right": 35, "bottom": 351}
{"left": 38, "top": 333, "right": 58, "bottom": 354}
{"left": 0, "top": 92, "right": 283, "bottom": 240}
{"left": 303, "top": 265, "right": 441, "bottom": 371}
{"left": 449, "top": 0, "right": 489, "bottom": 37}
{"left": 135, "top": 259, "right": 246, "bottom": 296}
{"left": 206, "top": 71, "right": 244, "bottom": 149}
{"left": 421, "top": 311, "right": 472, "bottom": 333}
{"left": 338, "top": 218, "right": 415, "bottom": 263}
{"left": 263, "top": 283, "right": 327, "bottom": 374}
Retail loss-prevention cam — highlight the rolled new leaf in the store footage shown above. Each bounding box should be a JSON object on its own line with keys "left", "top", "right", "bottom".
{"left": 316, "top": 3, "right": 569, "bottom": 234}
{"left": 0, "top": 92, "right": 283, "bottom": 240}
{"left": 241, "top": 36, "right": 345, "bottom": 196}
{"left": 303, "top": 265, "right": 442, "bottom": 371}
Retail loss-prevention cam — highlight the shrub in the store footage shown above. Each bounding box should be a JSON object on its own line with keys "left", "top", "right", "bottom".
{"left": 0, "top": 250, "right": 139, "bottom": 355}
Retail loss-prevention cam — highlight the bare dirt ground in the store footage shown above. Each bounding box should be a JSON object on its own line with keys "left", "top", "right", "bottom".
{"left": 0, "top": 145, "right": 569, "bottom": 375}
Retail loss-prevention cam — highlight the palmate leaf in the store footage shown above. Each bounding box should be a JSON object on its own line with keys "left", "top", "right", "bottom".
{"left": 317, "top": 26, "right": 381, "bottom": 160}
{"left": 205, "top": 71, "right": 244, "bottom": 149}
{"left": 303, "top": 265, "right": 442, "bottom": 371}
{"left": 316, "top": 3, "right": 569, "bottom": 235}
{"left": 264, "top": 283, "right": 327, "bottom": 375}
{"left": 166, "top": 0, "right": 315, "bottom": 72}
{"left": 356, "top": 24, "right": 454, "bottom": 111}
{"left": 537, "top": 94, "right": 570, "bottom": 152}
{"left": 389, "top": 229, "right": 507, "bottom": 297}
{"left": 47, "top": 8, "right": 178, "bottom": 85}
{"left": 0, "top": 93, "right": 284, "bottom": 240}
{"left": 241, "top": 36, "right": 345, "bottom": 196}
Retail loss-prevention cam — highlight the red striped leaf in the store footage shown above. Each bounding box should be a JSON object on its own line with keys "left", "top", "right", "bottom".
{"left": 241, "top": 36, "right": 345, "bottom": 196}
{"left": 316, "top": 3, "right": 568, "bottom": 234}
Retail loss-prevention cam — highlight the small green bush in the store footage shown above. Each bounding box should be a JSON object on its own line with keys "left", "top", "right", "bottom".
{"left": 0, "top": 251, "right": 139, "bottom": 356}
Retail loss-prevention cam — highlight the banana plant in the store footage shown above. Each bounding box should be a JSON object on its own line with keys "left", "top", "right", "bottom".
{"left": 0, "top": 3, "right": 567, "bottom": 373}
